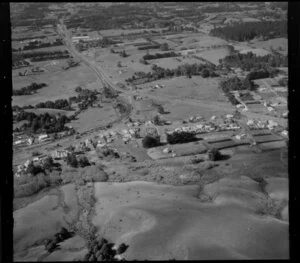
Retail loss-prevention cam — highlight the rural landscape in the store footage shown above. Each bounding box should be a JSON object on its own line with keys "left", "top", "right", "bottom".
{"left": 11, "top": 2, "right": 289, "bottom": 261}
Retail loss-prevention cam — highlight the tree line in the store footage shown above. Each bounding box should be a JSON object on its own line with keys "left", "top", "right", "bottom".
{"left": 13, "top": 82, "right": 47, "bottom": 96}
{"left": 220, "top": 52, "right": 288, "bottom": 72}
{"left": 14, "top": 111, "right": 72, "bottom": 134}
{"left": 142, "top": 51, "right": 179, "bottom": 61}
{"left": 22, "top": 39, "right": 64, "bottom": 51}
{"left": 15, "top": 50, "right": 71, "bottom": 62}
{"left": 219, "top": 76, "right": 257, "bottom": 105}
{"left": 35, "top": 99, "right": 72, "bottom": 111}
{"left": 210, "top": 20, "right": 287, "bottom": 42}
{"left": 126, "top": 63, "right": 218, "bottom": 85}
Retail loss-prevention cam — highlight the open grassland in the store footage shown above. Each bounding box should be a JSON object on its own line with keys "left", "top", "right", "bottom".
{"left": 69, "top": 103, "right": 117, "bottom": 133}
{"left": 93, "top": 179, "right": 288, "bottom": 260}
{"left": 12, "top": 63, "right": 99, "bottom": 107}
{"left": 139, "top": 76, "right": 226, "bottom": 102}
{"left": 193, "top": 47, "right": 230, "bottom": 65}
{"left": 251, "top": 38, "right": 288, "bottom": 55}
{"left": 149, "top": 56, "right": 202, "bottom": 69}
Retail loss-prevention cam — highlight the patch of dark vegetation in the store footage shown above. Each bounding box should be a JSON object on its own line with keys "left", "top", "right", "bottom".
{"left": 14, "top": 50, "right": 71, "bottom": 63}
{"left": 83, "top": 236, "right": 129, "bottom": 261}
{"left": 166, "top": 131, "right": 197, "bottom": 145}
{"left": 210, "top": 20, "right": 287, "bottom": 42}
{"left": 142, "top": 135, "right": 161, "bottom": 148}
{"left": 13, "top": 111, "right": 72, "bottom": 134}
{"left": 143, "top": 51, "right": 180, "bottom": 61}
{"left": 220, "top": 52, "right": 288, "bottom": 71}
{"left": 13, "top": 82, "right": 47, "bottom": 96}
{"left": 14, "top": 171, "right": 62, "bottom": 198}
{"left": 126, "top": 63, "right": 218, "bottom": 85}
{"left": 34, "top": 99, "right": 73, "bottom": 111}
{"left": 21, "top": 38, "right": 64, "bottom": 51}
{"left": 61, "top": 164, "right": 109, "bottom": 185}
{"left": 44, "top": 227, "right": 75, "bottom": 253}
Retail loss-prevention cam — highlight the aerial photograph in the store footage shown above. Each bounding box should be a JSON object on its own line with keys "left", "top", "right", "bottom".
{"left": 11, "top": 2, "right": 289, "bottom": 261}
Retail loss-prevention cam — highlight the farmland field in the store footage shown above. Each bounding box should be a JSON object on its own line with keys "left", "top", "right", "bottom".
{"left": 11, "top": 2, "right": 289, "bottom": 261}
{"left": 69, "top": 103, "right": 117, "bottom": 133}
{"left": 12, "top": 63, "right": 99, "bottom": 106}
{"left": 138, "top": 76, "right": 226, "bottom": 102}
{"left": 193, "top": 47, "right": 230, "bottom": 65}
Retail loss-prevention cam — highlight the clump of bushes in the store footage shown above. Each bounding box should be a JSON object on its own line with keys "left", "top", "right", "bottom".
{"left": 44, "top": 227, "right": 74, "bottom": 253}
{"left": 207, "top": 148, "right": 222, "bottom": 161}
{"left": 83, "top": 236, "right": 129, "bottom": 261}
{"left": 142, "top": 135, "right": 160, "bottom": 148}
{"left": 61, "top": 164, "right": 109, "bottom": 185}
{"left": 166, "top": 131, "right": 197, "bottom": 144}
{"left": 14, "top": 172, "right": 62, "bottom": 198}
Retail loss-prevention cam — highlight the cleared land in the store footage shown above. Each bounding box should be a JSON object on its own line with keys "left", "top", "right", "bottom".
{"left": 93, "top": 180, "right": 289, "bottom": 260}
{"left": 12, "top": 63, "right": 99, "bottom": 107}
{"left": 69, "top": 103, "right": 117, "bottom": 133}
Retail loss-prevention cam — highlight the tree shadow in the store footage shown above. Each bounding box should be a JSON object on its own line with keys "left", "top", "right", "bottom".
{"left": 218, "top": 154, "right": 231, "bottom": 161}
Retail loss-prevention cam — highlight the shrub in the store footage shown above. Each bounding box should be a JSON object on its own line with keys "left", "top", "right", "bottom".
{"left": 66, "top": 153, "right": 78, "bottom": 168}
{"left": 78, "top": 156, "right": 90, "bottom": 168}
{"left": 42, "top": 156, "right": 54, "bottom": 170}
{"left": 83, "top": 164, "right": 109, "bottom": 182}
{"left": 207, "top": 148, "right": 222, "bottom": 161}
{"left": 153, "top": 115, "right": 162, "bottom": 126}
{"left": 166, "top": 131, "right": 196, "bottom": 144}
{"left": 61, "top": 167, "right": 78, "bottom": 183}
{"left": 26, "top": 162, "right": 45, "bottom": 176}
{"left": 142, "top": 135, "right": 160, "bottom": 148}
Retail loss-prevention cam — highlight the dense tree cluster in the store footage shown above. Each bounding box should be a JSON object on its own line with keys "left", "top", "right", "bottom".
{"left": 142, "top": 135, "right": 160, "bottom": 148}
{"left": 126, "top": 63, "right": 218, "bottom": 85}
{"left": 44, "top": 228, "right": 74, "bottom": 253}
{"left": 220, "top": 52, "right": 288, "bottom": 71}
{"left": 143, "top": 51, "right": 179, "bottom": 61}
{"left": 219, "top": 76, "right": 255, "bottom": 93}
{"left": 219, "top": 76, "right": 257, "bottom": 105}
{"left": 13, "top": 82, "right": 47, "bottom": 96}
{"left": 166, "top": 131, "right": 197, "bottom": 144}
{"left": 207, "top": 148, "right": 222, "bottom": 161}
{"left": 15, "top": 50, "right": 71, "bottom": 62}
{"left": 65, "top": 3, "right": 156, "bottom": 30}
{"left": 137, "top": 43, "right": 161, "bottom": 50}
{"left": 35, "top": 99, "right": 72, "bottom": 110}
{"left": 200, "top": 3, "right": 242, "bottom": 13}
{"left": 246, "top": 70, "right": 270, "bottom": 81}
{"left": 66, "top": 153, "right": 91, "bottom": 168}
{"left": 14, "top": 111, "right": 71, "bottom": 134}
{"left": 22, "top": 38, "right": 64, "bottom": 51}
{"left": 210, "top": 20, "right": 287, "bottom": 42}
{"left": 83, "top": 237, "right": 128, "bottom": 261}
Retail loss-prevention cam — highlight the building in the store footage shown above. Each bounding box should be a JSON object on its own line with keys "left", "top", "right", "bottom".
{"left": 51, "top": 150, "right": 70, "bottom": 159}
{"left": 38, "top": 134, "right": 48, "bottom": 142}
